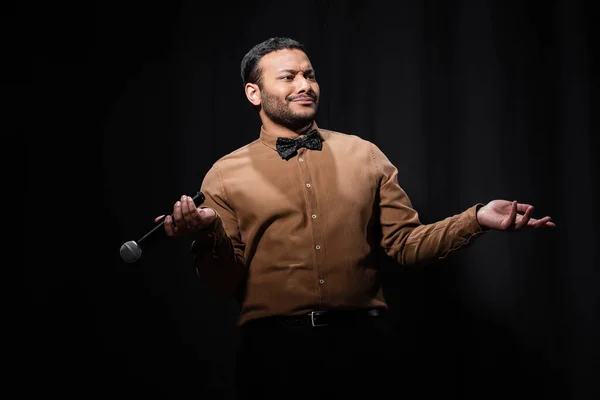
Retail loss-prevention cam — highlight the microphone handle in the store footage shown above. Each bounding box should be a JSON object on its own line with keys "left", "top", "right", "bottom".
{"left": 137, "top": 191, "right": 205, "bottom": 244}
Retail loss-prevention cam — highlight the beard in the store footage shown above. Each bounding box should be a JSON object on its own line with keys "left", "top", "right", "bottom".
{"left": 261, "top": 89, "right": 319, "bottom": 131}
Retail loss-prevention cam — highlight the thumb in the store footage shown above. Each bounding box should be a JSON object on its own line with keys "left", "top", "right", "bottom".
{"left": 154, "top": 214, "right": 165, "bottom": 223}
{"left": 198, "top": 207, "right": 217, "bottom": 224}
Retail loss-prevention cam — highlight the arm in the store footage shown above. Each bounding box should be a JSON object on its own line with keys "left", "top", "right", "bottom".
{"left": 373, "top": 144, "right": 554, "bottom": 266}
{"left": 373, "top": 143, "right": 487, "bottom": 266}
{"left": 192, "top": 163, "right": 247, "bottom": 299}
{"left": 190, "top": 211, "right": 247, "bottom": 300}
{"left": 161, "top": 164, "right": 247, "bottom": 300}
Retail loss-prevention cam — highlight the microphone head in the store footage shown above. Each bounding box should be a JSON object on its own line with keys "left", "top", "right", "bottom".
{"left": 120, "top": 240, "right": 142, "bottom": 263}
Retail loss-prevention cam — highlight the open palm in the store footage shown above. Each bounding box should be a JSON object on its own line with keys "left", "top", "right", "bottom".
{"left": 477, "top": 200, "right": 555, "bottom": 231}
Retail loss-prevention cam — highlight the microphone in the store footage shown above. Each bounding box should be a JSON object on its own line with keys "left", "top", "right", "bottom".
{"left": 119, "top": 191, "right": 205, "bottom": 263}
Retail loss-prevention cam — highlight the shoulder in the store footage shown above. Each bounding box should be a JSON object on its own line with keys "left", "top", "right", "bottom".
{"left": 319, "top": 128, "right": 375, "bottom": 148}
{"left": 319, "top": 128, "right": 382, "bottom": 162}
{"left": 216, "top": 138, "right": 262, "bottom": 162}
{"left": 320, "top": 127, "right": 394, "bottom": 173}
{"left": 201, "top": 138, "right": 264, "bottom": 195}
{"left": 207, "top": 137, "right": 264, "bottom": 172}
{"left": 200, "top": 138, "right": 260, "bottom": 185}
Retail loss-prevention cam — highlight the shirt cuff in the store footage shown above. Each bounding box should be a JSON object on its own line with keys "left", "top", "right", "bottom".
{"left": 459, "top": 203, "right": 489, "bottom": 245}
{"left": 473, "top": 203, "right": 490, "bottom": 232}
{"left": 438, "top": 203, "right": 488, "bottom": 260}
{"left": 189, "top": 210, "right": 226, "bottom": 257}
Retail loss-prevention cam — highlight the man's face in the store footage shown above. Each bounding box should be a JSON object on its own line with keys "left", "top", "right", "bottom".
{"left": 256, "top": 49, "right": 320, "bottom": 130}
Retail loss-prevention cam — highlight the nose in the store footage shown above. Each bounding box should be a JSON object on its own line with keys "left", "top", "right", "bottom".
{"left": 296, "top": 75, "right": 311, "bottom": 93}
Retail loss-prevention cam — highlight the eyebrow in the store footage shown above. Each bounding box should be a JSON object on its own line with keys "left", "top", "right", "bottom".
{"left": 277, "top": 68, "right": 315, "bottom": 75}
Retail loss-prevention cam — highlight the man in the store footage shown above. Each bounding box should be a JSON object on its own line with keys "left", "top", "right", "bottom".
{"left": 158, "top": 37, "right": 554, "bottom": 399}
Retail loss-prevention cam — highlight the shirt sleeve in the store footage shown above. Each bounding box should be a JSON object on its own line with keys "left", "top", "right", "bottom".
{"left": 372, "top": 142, "right": 488, "bottom": 266}
{"left": 190, "top": 162, "right": 247, "bottom": 299}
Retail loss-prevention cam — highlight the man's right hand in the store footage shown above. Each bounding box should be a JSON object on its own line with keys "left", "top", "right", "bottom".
{"left": 154, "top": 195, "right": 217, "bottom": 237}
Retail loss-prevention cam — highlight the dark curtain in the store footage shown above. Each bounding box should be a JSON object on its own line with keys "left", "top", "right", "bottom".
{"left": 22, "top": 0, "right": 597, "bottom": 399}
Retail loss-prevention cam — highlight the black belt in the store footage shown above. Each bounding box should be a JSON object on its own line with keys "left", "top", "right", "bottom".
{"left": 243, "top": 308, "right": 386, "bottom": 328}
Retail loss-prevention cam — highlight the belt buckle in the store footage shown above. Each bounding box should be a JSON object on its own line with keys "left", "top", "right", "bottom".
{"left": 309, "top": 311, "right": 328, "bottom": 327}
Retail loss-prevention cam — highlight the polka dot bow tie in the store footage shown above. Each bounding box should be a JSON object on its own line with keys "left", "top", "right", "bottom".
{"left": 275, "top": 129, "right": 323, "bottom": 160}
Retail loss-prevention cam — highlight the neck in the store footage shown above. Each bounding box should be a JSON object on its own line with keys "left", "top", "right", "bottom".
{"left": 260, "top": 116, "right": 315, "bottom": 138}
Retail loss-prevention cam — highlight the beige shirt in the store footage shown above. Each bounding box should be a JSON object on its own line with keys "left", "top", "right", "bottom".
{"left": 192, "top": 123, "right": 487, "bottom": 327}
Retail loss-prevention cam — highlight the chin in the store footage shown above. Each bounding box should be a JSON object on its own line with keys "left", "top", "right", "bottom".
{"left": 292, "top": 108, "right": 317, "bottom": 119}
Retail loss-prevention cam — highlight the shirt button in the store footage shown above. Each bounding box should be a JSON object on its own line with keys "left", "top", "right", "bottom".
{"left": 311, "top": 214, "right": 317, "bottom": 219}
{"left": 315, "top": 245, "right": 321, "bottom": 250}
{"left": 319, "top": 279, "right": 325, "bottom": 284}
{"left": 306, "top": 183, "right": 311, "bottom": 188}
{"left": 299, "top": 157, "right": 304, "bottom": 162}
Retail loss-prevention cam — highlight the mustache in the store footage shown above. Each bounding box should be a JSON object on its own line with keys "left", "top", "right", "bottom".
{"left": 287, "top": 93, "right": 317, "bottom": 102}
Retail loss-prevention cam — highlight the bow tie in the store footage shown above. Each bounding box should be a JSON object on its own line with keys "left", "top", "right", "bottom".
{"left": 275, "top": 129, "right": 323, "bottom": 160}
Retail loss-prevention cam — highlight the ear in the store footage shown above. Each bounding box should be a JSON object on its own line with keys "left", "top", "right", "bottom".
{"left": 245, "top": 83, "right": 261, "bottom": 106}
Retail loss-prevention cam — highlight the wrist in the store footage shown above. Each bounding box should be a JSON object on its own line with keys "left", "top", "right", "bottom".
{"left": 475, "top": 203, "right": 490, "bottom": 231}
{"left": 193, "top": 211, "right": 219, "bottom": 236}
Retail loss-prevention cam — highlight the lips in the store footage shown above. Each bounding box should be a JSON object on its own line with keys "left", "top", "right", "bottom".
{"left": 291, "top": 96, "right": 315, "bottom": 104}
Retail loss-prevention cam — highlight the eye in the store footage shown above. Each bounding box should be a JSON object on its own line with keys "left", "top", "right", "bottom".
{"left": 281, "top": 75, "right": 294, "bottom": 81}
{"left": 307, "top": 74, "right": 316, "bottom": 81}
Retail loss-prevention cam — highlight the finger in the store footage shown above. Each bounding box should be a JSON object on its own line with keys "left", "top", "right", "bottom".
{"left": 515, "top": 205, "right": 534, "bottom": 230}
{"left": 515, "top": 203, "right": 534, "bottom": 213}
{"left": 530, "top": 216, "right": 555, "bottom": 228}
{"left": 198, "top": 207, "right": 217, "bottom": 227}
{"left": 501, "top": 200, "right": 518, "bottom": 230}
{"left": 154, "top": 214, "right": 165, "bottom": 223}
{"left": 172, "top": 199, "right": 183, "bottom": 228}
{"left": 183, "top": 195, "right": 202, "bottom": 230}
{"left": 180, "top": 195, "right": 192, "bottom": 227}
{"left": 164, "top": 215, "right": 175, "bottom": 235}
{"left": 188, "top": 197, "right": 206, "bottom": 229}
{"left": 529, "top": 216, "right": 547, "bottom": 228}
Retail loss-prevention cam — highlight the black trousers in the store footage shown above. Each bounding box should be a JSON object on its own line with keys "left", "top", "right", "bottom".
{"left": 234, "top": 310, "right": 399, "bottom": 400}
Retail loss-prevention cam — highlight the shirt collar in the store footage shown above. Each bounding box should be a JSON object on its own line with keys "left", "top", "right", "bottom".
{"left": 259, "top": 121, "right": 326, "bottom": 151}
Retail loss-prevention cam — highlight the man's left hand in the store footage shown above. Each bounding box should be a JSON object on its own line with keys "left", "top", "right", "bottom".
{"left": 477, "top": 200, "right": 556, "bottom": 231}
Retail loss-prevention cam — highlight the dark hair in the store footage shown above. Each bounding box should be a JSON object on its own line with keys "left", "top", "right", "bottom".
{"left": 240, "top": 37, "right": 306, "bottom": 88}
